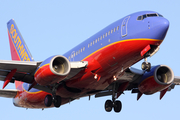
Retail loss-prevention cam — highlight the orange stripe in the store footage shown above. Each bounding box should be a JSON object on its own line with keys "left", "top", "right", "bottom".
{"left": 34, "top": 63, "right": 49, "bottom": 76}
{"left": 22, "top": 85, "right": 43, "bottom": 94}
{"left": 82, "top": 38, "right": 161, "bottom": 61}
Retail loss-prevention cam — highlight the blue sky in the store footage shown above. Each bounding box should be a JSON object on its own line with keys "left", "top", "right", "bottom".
{"left": 0, "top": 0, "right": 180, "bottom": 120}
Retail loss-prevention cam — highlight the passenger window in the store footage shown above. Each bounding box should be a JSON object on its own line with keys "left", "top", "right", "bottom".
{"left": 106, "top": 33, "right": 107, "bottom": 37}
{"left": 93, "top": 41, "right": 94, "bottom": 45}
{"left": 81, "top": 48, "right": 82, "bottom": 52}
{"left": 76, "top": 51, "right": 78, "bottom": 55}
{"left": 88, "top": 44, "right": 90, "bottom": 48}
{"left": 111, "top": 29, "right": 113, "bottom": 34}
{"left": 98, "top": 38, "right": 100, "bottom": 41}
{"left": 100, "top": 36, "right": 102, "bottom": 40}
{"left": 114, "top": 28, "right": 116, "bottom": 32}
{"left": 117, "top": 26, "right": 119, "bottom": 30}
{"left": 83, "top": 47, "right": 85, "bottom": 51}
{"left": 90, "top": 42, "right": 92, "bottom": 46}
{"left": 95, "top": 39, "right": 97, "bottom": 43}
{"left": 103, "top": 34, "right": 105, "bottom": 38}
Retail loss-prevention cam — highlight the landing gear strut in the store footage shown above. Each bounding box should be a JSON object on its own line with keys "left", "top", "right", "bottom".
{"left": 141, "top": 58, "right": 151, "bottom": 71}
{"left": 44, "top": 83, "right": 62, "bottom": 108}
{"left": 104, "top": 83, "right": 122, "bottom": 113}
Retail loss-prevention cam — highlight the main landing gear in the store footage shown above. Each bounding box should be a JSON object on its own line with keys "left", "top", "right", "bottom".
{"left": 104, "top": 83, "right": 122, "bottom": 113}
{"left": 44, "top": 94, "right": 62, "bottom": 108}
{"left": 44, "top": 83, "right": 62, "bottom": 108}
{"left": 105, "top": 99, "right": 122, "bottom": 113}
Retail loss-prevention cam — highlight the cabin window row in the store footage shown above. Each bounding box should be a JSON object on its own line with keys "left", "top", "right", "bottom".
{"left": 68, "top": 47, "right": 85, "bottom": 60}
{"left": 88, "top": 26, "right": 119, "bottom": 48}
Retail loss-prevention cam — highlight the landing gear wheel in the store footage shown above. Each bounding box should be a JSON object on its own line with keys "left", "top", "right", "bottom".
{"left": 141, "top": 62, "right": 151, "bottom": 71}
{"left": 105, "top": 100, "right": 113, "bottom": 112}
{"left": 44, "top": 95, "right": 52, "bottom": 107}
{"left": 114, "top": 100, "right": 122, "bottom": 113}
{"left": 53, "top": 95, "right": 62, "bottom": 108}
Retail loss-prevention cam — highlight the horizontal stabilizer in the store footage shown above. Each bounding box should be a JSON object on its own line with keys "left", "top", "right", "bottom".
{"left": 0, "top": 89, "right": 19, "bottom": 98}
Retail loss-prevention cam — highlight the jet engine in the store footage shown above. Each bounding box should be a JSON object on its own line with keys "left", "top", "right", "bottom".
{"left": 138, "top": 65, "right": 174, "bottom": 95}
{"left": 34, "top": 55, "right": 71, "bottom": 86}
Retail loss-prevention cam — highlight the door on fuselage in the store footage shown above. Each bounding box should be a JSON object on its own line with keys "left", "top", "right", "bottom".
{"left": 121, "top": 16, "right": 130, "bottom": 37}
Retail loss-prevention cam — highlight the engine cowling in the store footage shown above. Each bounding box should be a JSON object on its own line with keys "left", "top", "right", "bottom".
{"left": 138, "top": 65, "right": 174, "bottom": 95}
{"left": 34, "top": 55, "right": 71, "bottom": 86}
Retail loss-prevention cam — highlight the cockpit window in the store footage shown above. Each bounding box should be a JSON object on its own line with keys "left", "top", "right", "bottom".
{"left": 143, "top": 15, "right": 147, "bottom": 19}
{"left": 137, "top": 16, "right": 142, "bottom": 20}
{"left": 137, "top": 13, "right": 163, "bottom": 20}
{"left": 147, "top": 14, "right": 157, "bottom": 17}
{"left": 158, "top": 14, "right": 163, "bottom": 17}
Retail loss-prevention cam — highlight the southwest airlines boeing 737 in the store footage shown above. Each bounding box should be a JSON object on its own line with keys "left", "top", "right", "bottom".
{"left": 0, "top": 11, "right": 180, "bottom": 113}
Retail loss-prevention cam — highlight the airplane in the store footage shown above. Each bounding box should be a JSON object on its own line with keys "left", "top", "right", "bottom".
{"left": 0, "top": 11, "right": 179, "bottom": 113}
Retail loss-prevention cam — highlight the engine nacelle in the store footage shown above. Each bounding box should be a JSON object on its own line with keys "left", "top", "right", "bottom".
{"left": 138, "top": 65, "right": 174, "bottom": 95}
{"left": 34, "top": 55, "right": 71, "bottom": 86}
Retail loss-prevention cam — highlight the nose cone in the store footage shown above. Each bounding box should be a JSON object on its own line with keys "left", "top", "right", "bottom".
{"left": 153, "top": 18, "right": 169, "bottom": 40}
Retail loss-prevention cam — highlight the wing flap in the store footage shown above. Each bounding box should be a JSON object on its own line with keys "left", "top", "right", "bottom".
{"left": 0, "top": 60, "right": 41, "bottom": 73}
{"left": 0, "top": 60, "right": 41, "bottom": 83}
{"left": 0, "top": 89, "right": 19, "bottom": 98}
{"left": 65, "top": 61, "right": 88, "bottom": 80}
{"left": 173, "top": 76, "right": 180, "bottom": 85}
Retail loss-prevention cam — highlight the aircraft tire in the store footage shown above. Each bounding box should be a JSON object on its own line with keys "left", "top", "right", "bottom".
{"left": 105, "top": 100, "right": 113, "bottom": 112}
{"left": 113, "top": 100, "right": 122, "bottom": 113}
{"left": 141, "top": 62, "right": 151, "bottom": 71}
{"left": 44, "top": 95, "right": 52, "bottom": 107}
{"left": 53, "top": 95, "right": 61, "bottom": 108}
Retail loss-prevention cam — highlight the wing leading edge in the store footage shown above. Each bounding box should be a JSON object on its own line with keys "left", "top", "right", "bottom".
{"left": 0, "top": 60, "right": 88, "bottom": 91}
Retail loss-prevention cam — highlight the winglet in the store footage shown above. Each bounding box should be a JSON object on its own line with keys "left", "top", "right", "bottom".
{"left": 7, "top": 19, "right": 34, "bottom": 61}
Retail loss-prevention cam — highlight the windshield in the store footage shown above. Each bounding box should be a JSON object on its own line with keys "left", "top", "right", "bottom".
{"left": 137, "top": 13, "right": 163, "bottom": 20}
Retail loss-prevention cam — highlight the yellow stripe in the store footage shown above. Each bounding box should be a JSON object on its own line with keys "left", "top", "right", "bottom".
{"left": 8, "top": 29, "right": 21, "bottom": 60}
{"left": 34, "top": 63, "right": 49, "bottom": 75}
{"left": 22, "top": 85, "right": 43, "bottom": 94}
{"left": 82, "top": 38, "right": 161, "bottom": 61}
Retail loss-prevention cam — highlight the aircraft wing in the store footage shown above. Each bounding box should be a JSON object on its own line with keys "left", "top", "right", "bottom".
{"left": 0, "top": 60, "right": 88, "bottom": 89}
{"left": 0, "top": 60, "right": 42, "bottom": 83}
{"left": 0, "top": 89, "right": 19, "bottom": 98}
{"left": 167, "top": 76, "right": 180, "bottom": 91}
{"left": 95, "top": 67, "right": 143, "bottom": 98}
{"left": 95, "top": 67, "right": 180, "bottom": 98}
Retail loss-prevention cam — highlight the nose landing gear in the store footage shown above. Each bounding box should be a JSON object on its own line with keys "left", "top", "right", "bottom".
{"left": 141, "top": 58, "right": 151, "bottom": 71}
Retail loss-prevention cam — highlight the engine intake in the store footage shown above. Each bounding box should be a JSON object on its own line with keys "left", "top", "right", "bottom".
{"left": 138, "top": 65, "right": 174, "bottom": 95}
{"left": 155, "top": 66, "right": 173, "bottom": 85}
{"left": 34, "top": 55, "right": 71, "bottom": 86}
{"left": 51, "top": 56, "right": 70, "bottom": 75}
